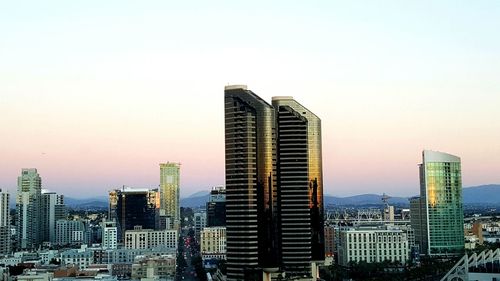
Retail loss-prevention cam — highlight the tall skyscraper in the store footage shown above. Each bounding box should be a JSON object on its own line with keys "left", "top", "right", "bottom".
{"left": 224, "top": 86, "right": 324, "bottom": 281}
{"left": 0, "top": 189, "right": 10, "bottom": 255}
{"left": 16, "top": 168, "right": 42, "bottom": 250}
{"left": 159, "top": 162, "right": 181, "bottom": 229}
{"left": 411, "top": 150, "right": 464, "bottom": 256}
{"left": 272, "top": 97, "right": 324, "bottom": 277}
{"left": 109, "top": 188, "right": 160, "bottom": 242}
{"left": 225, "top": 85, "right": 279, "bottom": 281}
{"left": 41, "top": 190, "right": 67, "bottom": 243}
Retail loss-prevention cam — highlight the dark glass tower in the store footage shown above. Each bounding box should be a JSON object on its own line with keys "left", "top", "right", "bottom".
{"left": 108, "top": 188, "right": 160, "bottom": 242}
{"left": 224, "top": 85, "right": 279, "bottom": 281}
{"left": 272, "top": 97, "right": 324, "bottom": 278}
{"left": 224, "top": 86, "right": 324, "bottom": 280}
{"left": 206, "top": 186, "right": 226, "bottom": 227}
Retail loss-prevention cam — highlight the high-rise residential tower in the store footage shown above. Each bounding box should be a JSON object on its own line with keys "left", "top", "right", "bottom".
{"left": 411, "top": 150, "right": 464, "bottom": 256}
{"left": 272, "top": 97, "right": 324, "bottom": 277}
{"left": 16, "top": 168, "right": 42, "bottom": 250}
{"left": 159, "top": 162, "right": 181, "bottom": 229}
{"left": 224, "top": 86, "right": 324, "bottom": 281}
{"left": 225, "top": 85, "right": 279, "bottom": 281}
{"left": 0, "top": 189, "right": 10, "bottom": 255}
{"left": 41, "top": 190, "right": 67, "bottom": 243}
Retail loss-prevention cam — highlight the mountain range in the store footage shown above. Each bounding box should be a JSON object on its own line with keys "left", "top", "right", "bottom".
{"left": 179, "top": 184, "right": 500, "bottom": 208}
{"left": 15, "top": 184, "right": 497, "bottom": 210}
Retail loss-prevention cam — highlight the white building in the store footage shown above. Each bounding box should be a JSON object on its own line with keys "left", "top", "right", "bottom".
{"left": 56, "top": 219, "right": 88, "bottom": 246}
{"left": 200, "top": 227, "right": 226, "bottom": 261}
{"left": 124, "top": 227, "right": 177, "bottom": 250}
{"left": 102, "top": 220, "right": 118, "bottom": 249}
{"left": 338, "top": 225, "right": 409, "bottom": 266}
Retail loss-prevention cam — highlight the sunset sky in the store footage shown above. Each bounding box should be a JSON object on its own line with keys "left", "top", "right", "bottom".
{"left": 1, "top": 1, "right": 499, "bottom": 198}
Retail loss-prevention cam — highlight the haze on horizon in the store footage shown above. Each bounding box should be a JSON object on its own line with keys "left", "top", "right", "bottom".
{"left": 1, "top": 1, "right": 499, "bottom": 198}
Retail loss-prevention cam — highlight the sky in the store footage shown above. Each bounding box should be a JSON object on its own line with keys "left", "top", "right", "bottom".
{"left": 1, "top": 1, "right": 499, "bottom": 198}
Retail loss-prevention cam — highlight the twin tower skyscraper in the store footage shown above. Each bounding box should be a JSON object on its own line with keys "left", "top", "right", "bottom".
{"left": 224, "top": 85, "right": 324, "bottom": 281}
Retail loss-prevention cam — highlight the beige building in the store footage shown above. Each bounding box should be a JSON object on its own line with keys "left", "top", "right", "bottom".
{"left": 124, "top": 227, "right": 177, "bottom": 250}
{"left": 200, "top": 227, "right": 226, "bottom": 261}
{"left": 131, "top": 255, "right": 176, "bottom": 280}
{"left": 338, "top": 226, "right": 409, "bottom": 266}
{"left": 159, "top": 162, "right": 180, "bottom": 229}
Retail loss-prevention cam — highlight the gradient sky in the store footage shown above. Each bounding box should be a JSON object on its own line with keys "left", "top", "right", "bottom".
{"left": 1, "top": 1, "right": 499, "bottom": 198}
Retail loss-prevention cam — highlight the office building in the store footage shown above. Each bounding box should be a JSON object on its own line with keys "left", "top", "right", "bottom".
{"left": 16, "top": 168, "right": 42, "bottom": 250}
{"left": 0, "top": 190, "right": 10, "bottom": 255}
{"left": 338, "top": 226, "right": 409, "bottom": 266}
{"left": 109, "top": 187, "right": 160, "bottom": 241}
{"left": 124, "top": 227, "right": 177, "bottom": 250}
{"left": 102, "top": 220, "right": 118, "bottom": 249}
{"left": 411, "top": 150, "right": 464, "bottom": 256}
{"left": 200, "top": 227, "right": 227, "bottom": 261}
{"left": 194, "top": 212, "right": 207, "bottom": 242}
{"left": 159, "top": 162, "right": 181, "bottom": 229}
{"left": 224, "top": 86, "right": 324, "bottom": 280}
{"left": 41, "top": 190, "right": 67, "bottom": 243}
{"left": 272, "top": 96, "right": 325, "bottom": 277}
{"left": 206, "top": 186, "right": 226, "bottom": 227}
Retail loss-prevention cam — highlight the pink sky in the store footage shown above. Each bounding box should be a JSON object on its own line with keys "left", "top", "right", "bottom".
{"left": 1, "top": 1, "right": 499, "bottom": 198}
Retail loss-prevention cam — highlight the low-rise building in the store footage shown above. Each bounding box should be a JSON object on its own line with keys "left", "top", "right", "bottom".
{"left": 200, "top": 227, "right": 226, "bottom": 261}
{"left": 124, "top": 227, "right": 177, "bottom": 250}
{"left": 131, "top": 255, "right": 176, "bottom": 280}
{"left": 338, "top": 225, "right": 409, "bottom": 266}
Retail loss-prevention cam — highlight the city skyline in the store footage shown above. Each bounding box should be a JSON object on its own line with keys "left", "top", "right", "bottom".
{"left": 1, "top": 1, "right": 500, "bottom": 197}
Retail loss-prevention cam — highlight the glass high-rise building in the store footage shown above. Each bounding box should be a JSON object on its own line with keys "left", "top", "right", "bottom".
{"left": 160, "top": 162, "right": 181, "bottom": 229}
{"left": 225, "top": 85, "right": 279, "bottom": 281}
{"left": 224, "top": 86, "right": 324, "bottom": 281}
{"left": 412, "top": 150, "right": 464, "bottom": 256}
{"left": 272, "top": 97, "right": 324, "bottom": 277}
{"left": 16, "top": 168, "right": 42, "bottom": 250}
{"left": 109, "top": 188, "right": 160, "bottom": 242}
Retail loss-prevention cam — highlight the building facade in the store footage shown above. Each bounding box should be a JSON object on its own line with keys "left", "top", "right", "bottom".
{"left": 55, "top": 219, "right": 89, "bottom": 246}
{"left": 225, "top": 85, "right": 279, "bottom": 280}
{"left": 272, "top": 96, "right": 325, "bottom": 278}
{"left": 224, "top": 86, "right": 324, "bottom": 281}
{"left": 206, "top": 186, "right": 226, "bottom": 227}
{"left": 338, "top": 226, "right": 409, "bottom": 266}
{"left": 109, "top": 188, "right": 160, "bottom": 241}
{"left": 16, "top": 168, "right": 42, "bottom": 250}
{"left": 200, "top": 227, "right": 227, "bottom": 261}
{"left": 41, "top": 190, "right": 66, "bottom": 243}
{"left": 102, "top": 220, "right": 118, "bottom": 249}
{"left": 411, "top": 150, "right": 464, "bottom": 256}
{"left": 194, "top": 212, "right": 207, "bottom": 242}
{"left": 159, "top": 162, "right": 181, "bottom": 229}
{"left": 124, "top": 227, "right": 177, "bottom": 250}
{"left": 0, "top": 190, "right": 10, "bottom": 255}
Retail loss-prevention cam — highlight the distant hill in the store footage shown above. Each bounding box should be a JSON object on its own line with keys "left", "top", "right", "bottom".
{"left": 180, "top": 191, "right": 210, "bottom": 208}
{"left": 64, "top": 196, "right": 108, "bottom": 210}
{"left": 463, "top": 184, "right": 500, "bottom": 204}
{"left": 324, "top": 194, "right": 409, "bottom": 207}
{"left": 179, "top": 184, "right": 500, "bottom": 208}
{"left": 12, "top": 184, "right": 495, "bottom": 210}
